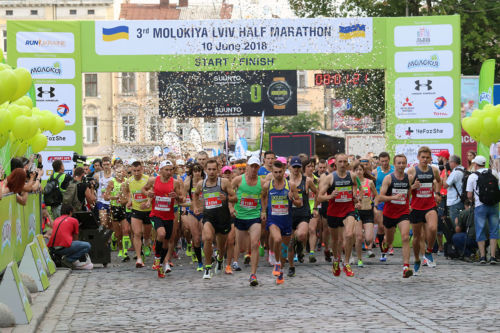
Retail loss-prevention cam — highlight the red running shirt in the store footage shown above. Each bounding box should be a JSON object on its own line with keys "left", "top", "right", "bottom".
{"left": 150, "top": 176, "right": 175, "bottom": 220}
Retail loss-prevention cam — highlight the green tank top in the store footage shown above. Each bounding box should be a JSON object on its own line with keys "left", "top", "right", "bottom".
{"left": 235, "top": 174, "right": 262, "bottom": 220}
{"left": 110, "top": 178, "right": 123, "bottom": 207}
{"left": 128, "top": 175, "right": 150, "bottom": 211}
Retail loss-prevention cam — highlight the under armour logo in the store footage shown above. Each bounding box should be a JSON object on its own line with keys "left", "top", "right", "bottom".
{"left": 37, "top": 86, "right": 55, "bottom": 98}
{"left": 415, "top": 80, "right": 432, "bottom": 91}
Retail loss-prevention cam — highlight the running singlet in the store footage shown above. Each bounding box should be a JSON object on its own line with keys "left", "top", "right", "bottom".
{"left": 376, "top": 166, "right": 395, "bottom": 193}
{"left": 309, "top": 174, "right": 318, "bottom": 213}
{"left": 202, "top": 177, "right": 230, "bottom": 219}
{"left": 128, "top": 175, "right": 150, "bottom": 211}
{"left": 327, "top": 171, "right": 355, "bottom": 218}
{"left": 267, "top": 179, "right": 292, "bottom": 224}
{"left": 358, "top": 178, "right": 373, "bottom": 210}
{"left": 411, "top": 166, "right": 436, "bottom": 210}
{"left": 110, "top": 178, "right": 123, "bottom": 207}
{"left": 383, "top": 173, "right": 410, "bottom": 218}
{"left": 292, "top": 175, "right": 310, "bottom": 215}
{"left": 150, "top": 176, "right": 175, "bottom": 220}
{"left": 235, "top": 174, "right": 262, "bottom": 220}
{"left": 97, "top": 171, "right": 113, "bottom": 204}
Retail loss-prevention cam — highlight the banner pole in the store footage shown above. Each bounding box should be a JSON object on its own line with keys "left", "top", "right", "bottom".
{"left": 259, "top": 110, "right": 265, "bottom": 163}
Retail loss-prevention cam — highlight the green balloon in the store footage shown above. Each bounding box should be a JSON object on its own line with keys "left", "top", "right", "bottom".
{"left": 12, "top": 115, "right": 31, "bottom": 140}
{"left": 0, "top": 109, "right": 13, "bottom": 134}
{"left": 11, "top": 67, "right": 32, "bottom": 102}
{"left": 51, "top": 116, "right": 65, "bottom": 135}
{"left": 483, "top": 117, "right": 496, "bottom": 135}
{"left": 11, "top": 139, "right": 28, "bottom": 157}
{"left": 12, "top": 95, "right": 33, "bottom": 109}
{"left": 0, "top": 69, "right": 18, "bottom": 105}
{"left": 0, "top": 132, "right": 8, "bottom": 148}
{"left": 30, "top": 133, "right": 47, "bottom": 153}
{"left": 462, "top": 116, "right": 481, "bottom": 138}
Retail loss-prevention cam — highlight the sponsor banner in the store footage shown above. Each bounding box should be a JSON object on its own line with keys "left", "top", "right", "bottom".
{"left": 16, "top": 31, "right": 75, "bottom": 54}
{"left": 35, "top": 84, "right": 75, "bottom": 125}
{"left": 17, "top": 57, "right": 75, "bottom": 79}
{"left": 395, "top": 143, "right": 454, "bottom": 167}
{"left": 394, "top": 24, "right": 453, "bottom": 47}
{"left": 45, "top": 130, "right": 76, "bottom": 147}
{"left": 395, "top": 76, "right": 453, "bottom": 119}
{"left": 95, "top": 18, "right": 373, "bottom": 55}
{"left": 394, "top": 50, "right": 453, "bottom": 73}
{"left": 40, "top": 151, "right": 74, "bottom": 180}
{"left": 395, "top": 123, "right": 454, "bottom": 140}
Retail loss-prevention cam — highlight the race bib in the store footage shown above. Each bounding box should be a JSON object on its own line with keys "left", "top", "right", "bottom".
{"left": 133, "top": 191, "right": 147, "bottom": 202}
{"left": 155, "top": 196, "right": 172, "bottom": 211}
{"left": 335, "top": 186, "right": 353, "bottom": 203}
{"left": 204, "top": 192, "right": 222, "bottom": 209}
{"left": 271, "top": 197, "right": 288, "bottom": 216}
{"left": 390, "top": 188, "right": 407, "bottom": 205}
{"left": 416, "top": 182, "right": 432, "bottom": 198}
{"left": 240, "top": 194, "right": 259, "bottom": 209}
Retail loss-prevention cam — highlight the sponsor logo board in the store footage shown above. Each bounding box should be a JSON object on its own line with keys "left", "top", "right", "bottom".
{"left": 16, "top": 32, "right": 75, "bottom": 53}
{"left": 45, "top": 130, "right": 76, "bottom": 147}
{"left": 17, "top": 58, "right": 75, "bottom": 79}
{"left": 394, "top": 50, "right": 453, "bottom": 73}
{"left": 395, "top": 144, "right": 454, "bottom": 167}
{"left": 394, "top": 24, "right": 453, "bottom": 47}
{"left": 35, "top": 84, "right": 75, "bottom": 125}
{"left": 40, "top": 151, "right": 74, "bottom": 180}
{"left": 395, "top": 123, "right": 454, "bottom": 140}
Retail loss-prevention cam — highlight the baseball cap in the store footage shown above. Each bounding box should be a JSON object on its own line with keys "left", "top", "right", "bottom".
{"left": 277, "top": 157, "right": 287, "bottom": 164}
{"left": 247, "top": 156, "right": 261, "bottom": 166}
{"left": 229, "top": 156, "right": 237, "bottom": 163}
{"left": 159, "top": 160, "right": 174, "bottom": 169}
{"left": 290, "top": 156, "right": 302, "bottom": 167}
{"left": 221, "top": 166, "right": 232, "bottom": 174}
{"left": 435, "top": 150, "right": 450, "bottom": 160}
{"left": 176, "top": 159, "right": 185, "bottom": 166}
{"left": 472, "top": 155, "right": 486, "bottom": 166}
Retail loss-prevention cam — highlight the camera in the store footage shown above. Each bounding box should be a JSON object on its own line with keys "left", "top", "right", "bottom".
{"left": 83, "top": 175, "right": 98, "bottom": 190}
{"left": 73, "top": 152, "right": 87, "bottom": 163}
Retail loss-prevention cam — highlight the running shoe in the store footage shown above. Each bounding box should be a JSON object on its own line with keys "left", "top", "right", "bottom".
{"left": 272, "top": 264, "right": 281, "bottom": 276}
{"left": 332, "top": 261, "right": 341, "bottom": 277}
{"left": 367, "top": 250, "right": 375, "bottom": 258}
{"left": 489, "top": 257, "right": 498, "bottom": 265}
{"left": 197, "top": 262, "right": 203, "bottom": 271}
{"left": 309, "top": 252, "right": 317, "bottom": 263}
{"left": 157, "top": 266, "right": 165, "bottom": 278}
{"left": 357, "top": 259, "right": 364, "bottom": 268}
{"left": 293, "top": 254, "right": 298, "bottom": 263}
{"left": 388, "top": 247, "right": 394, "bottom": 256}
{"left": 324, "top": 249, "right": 332, "bottom": 262}
{"left": 192, "top": 254, "right": 198, "bottom": 263}
{"left": 249, "top": 274, "right": 258, "bottom": 287}
{"left": 143, "top": 245, "right": 151, "bottom": 257}
{"left": 424, "top": 252, "right": 436, "bottom": 268}
{"left": 403, "top": 266, "right": 413, "bottom": 278}
{"left": 343, "top": 264, "right": 355, "bottom": 277}
{"left": 225, "top": 264, "right": 233, "bottom": 274}
{"left": 164, "top": 263, "right": 172, "bottom": 274}
{"left": 110, "top": 232, "right": 117, "bottom": 251}
{"left": 423, "top": 256, "right": 429, "bottom": 266}
{"left": 168, "top": 261, "right": 174, "bottom": 268}
{"left": 479, "top": 256, "right": 487, "bottom": 264}
{"left": 152, "top": 257, "right": 161, "bottom": 271}
{"left": 287, "top": 266, "right": 296, "bottom": 277}
{"left": 244, "top": 254, "right": 251, "bottom": 265}
{"left": 215, "top": 258, "right": 224, "bottom": 274}
{"left": 276, "top": 272, "right": 284, "bottom": 285}
{"left": 135, "top": 261, "right": 145, "bottom": 268}
{"left": 259, "top": 245, "right": 265, "bottom": 257}
{"left": 380, "top": 253, "right": 387, "bottom": 262}
{"left": 413, "top": 260, "right": 421, "bottom": 276}
{"left": 203, "top": 266, "right": 212, "bottom": 279}
{"left": 118, "top": 250, "right": 123, "bottom": 258}
{"left": 232, "top": 262, "right": 242, "bottom": 271}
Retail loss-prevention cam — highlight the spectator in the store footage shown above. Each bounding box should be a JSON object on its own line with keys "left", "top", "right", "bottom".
{"left": 466, "top": 155, "right": 499, "bottom": 264}
{"left": 88, "top": 158, "right": 102, "bottom": 178}
{"left": 443, "top": 155, "right": 465, "bottom": 225}
{"left": 47, "top": 159, "right": 71, "bottom": 219}
{"left": 63, "top": 167, "right": 96, "bottom": 212}
{"left": 1, "top": 168, "right": 28, "bottom": 205}
{"left": 452, "top": 200, "right": 477, "bottom": 259}
{"left": 466, "top": 150, "right": 476, "bottom": 172}
{"left": 41, "top": 204, "right": 53, "bottom": 239}
{"left": 47, "top": 204, "right": 93, "bottom": 270}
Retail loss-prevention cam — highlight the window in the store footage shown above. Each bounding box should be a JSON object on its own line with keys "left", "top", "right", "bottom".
{"left": 121, "top": 72, "right": 136, "bottom": 95}
{"left": 3, "top": 30, "right": 6, "bottom": 53}
{"left": 149, "top": 116, "right": 164, "bottom": 142}
{"left": 70, "top": 9, "right": 77, "bottom": 15}
{"left": 235, "top": 117, "right": 252, "bottom": 139}
{"left": 30, "top": 10, "right": 38, "bottom": 15}
{"left": 6, "top": 10, "right": 13, "bottom": 16}
{"left": 148, "top": 72, "right": 158, "bottom": 94}
{"left": 298, "top": 71, "right": 307, "bottom": 88}
{"left": 85, "top": 117, "right": 98, "bottom": 144}
{"left": 122, "top": 116, "right": 136, "bottom": 142}
{"left": 176, "top": 118, "right": 190, "bottom": 141}
{"left": 84, "top": 74, "right": 98, "bottom": 97}
{"left": 88, "top": 9, "right": 95, "bottom": 15}
{"left": 203, "top": 118, "right": 218, "bottom": 142}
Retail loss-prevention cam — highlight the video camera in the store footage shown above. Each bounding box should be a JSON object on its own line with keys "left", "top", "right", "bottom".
{"left": 73, "top": 152, "right": 87, "bottom": 163}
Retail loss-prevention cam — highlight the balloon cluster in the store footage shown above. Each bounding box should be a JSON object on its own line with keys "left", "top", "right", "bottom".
{"left": 0, "top": 63, "right": 65, "bottom": 156}
{"left": 462, "top": 104, "right": 500, "bottom": 146}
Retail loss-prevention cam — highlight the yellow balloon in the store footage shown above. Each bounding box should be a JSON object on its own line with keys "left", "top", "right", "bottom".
{"left": 0, "top": 69, "right": 18, "bottom": 105}
{"left": 462, "top": 116, "right": 481, "bottom": 138}
{"left": 11, "top": 139, "right": 28, "bottom": 157}
{"left": 51, "top": 116, "right": 66, "bottom": 135}
{"left": 483, "top": 117, "right": 496, "bottom": 135}
{"left": 11, "top": 67, "right": 32, "bottom": 102}
{"left": 30, "top": 133, "right": 48, "bottom": 153}
{"left": 0, "top": 132, "right": 8, "bottom": 148}
{"left": 12, "top": 95, "right": 33, "bottom": 109}
{"left": 12, "top": 115, "right": 32, "bottom": 140}
{"left": 0, "top": 109, "right": 13, "bottom": 134}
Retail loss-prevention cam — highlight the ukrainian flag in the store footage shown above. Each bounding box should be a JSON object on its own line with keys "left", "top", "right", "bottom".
{"left": 339, "top": 24, "right": 366, "bottom": 40}
{"left": 102, "top": 26, "right": 129, "bottom": 42}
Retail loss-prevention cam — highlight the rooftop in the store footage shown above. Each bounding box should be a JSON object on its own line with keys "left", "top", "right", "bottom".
{"left": 0, "top": 0, "right": 113, "bottom": 5}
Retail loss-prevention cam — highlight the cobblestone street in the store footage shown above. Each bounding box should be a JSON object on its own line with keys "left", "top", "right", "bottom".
{"left": 38, "top": 250, "right": 500, "bottom": 332}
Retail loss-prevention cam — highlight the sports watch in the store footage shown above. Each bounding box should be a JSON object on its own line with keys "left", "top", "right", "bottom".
{"left": 267, "top": 77, "right": 292, "bottom": 110}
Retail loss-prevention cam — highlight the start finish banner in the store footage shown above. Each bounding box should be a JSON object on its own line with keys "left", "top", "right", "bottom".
{"left": 7, "top": 16, "right": 461, "bottom": 164}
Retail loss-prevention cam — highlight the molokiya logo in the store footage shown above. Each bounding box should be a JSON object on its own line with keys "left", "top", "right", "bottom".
{"left": 30, "top": 62, "right": 62, "bottom": 76}
{"left": 407, "top": 54, "right": 439, "bottom": 70}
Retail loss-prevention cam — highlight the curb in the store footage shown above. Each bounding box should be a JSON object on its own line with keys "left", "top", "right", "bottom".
{"left": 12, "top": 268, "right": 71, "bottom": 333}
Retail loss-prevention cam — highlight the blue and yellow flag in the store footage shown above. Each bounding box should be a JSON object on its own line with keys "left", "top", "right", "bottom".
{"left": 339, "top": 24, "right": 366, "bottom": 40}
{"left": 102, "top": 26, "right": 129, "bottom": 42}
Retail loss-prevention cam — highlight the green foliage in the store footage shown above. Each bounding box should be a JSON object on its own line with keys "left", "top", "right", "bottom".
{"left": 289, "top": 0, "right": 500, "bottom": 81}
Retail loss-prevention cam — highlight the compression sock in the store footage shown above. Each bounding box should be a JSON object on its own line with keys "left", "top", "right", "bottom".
{"left": 194, "top": 246, "right": 203, "bottom": 263}
{"left": 160, "top": 245, "right": 168, "bottom": 264}
{"left": 376, "top": 234, "right": 385, "bottom": 249}
{"left": 155, "top": 240, "right": 163, "bottom": 258}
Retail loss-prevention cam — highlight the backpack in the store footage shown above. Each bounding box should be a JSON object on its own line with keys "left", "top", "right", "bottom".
{"left": 451, "top": 168, "right": 471, "bottom": 203}
{"left": 63, "top": 180, "right": 83, "bottom": 212}
{"left": 43, "top": 173, "right": 64, "bottom": 206}
{"left": 444, "top": 241, "right": 460, "bottom": 259}
{"left": 475, "top": 170, "right": 500, "bottom": 206}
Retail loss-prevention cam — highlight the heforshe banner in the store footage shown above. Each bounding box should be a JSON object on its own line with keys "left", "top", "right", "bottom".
{"left": 386, "top": 16, "right": 461, "bottom": 166}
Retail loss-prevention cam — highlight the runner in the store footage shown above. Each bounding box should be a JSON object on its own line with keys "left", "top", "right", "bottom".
{"left": 104, "top": 166, "right": 130, "bottom": 262}
{"left": 196, "top": 151, "right": 209, "bottom": 170}
{"left": 221, "top": 165, "right": 237, "bottom": 275}
{"left": 305, "top": 158, "right": 320, "bottom": 263}
{"left": 288, "top": 157, "right": 317, "bottom": 277}
{"left": 192, "top": 159, "right": 237, "bottom": 279}
{"left": 261, "top": 160, "right": 301, "bottom": 285}
{"left": 258, "top": 151, "right": 275, "bottom": 179}
{"left": 407, "top": 146, "right": 441, "bottom": 272}
{"left": 318, "top": 153, "right": 358, "bottom": 277}
{"left": 374, "top": 152, "right": 394, "bottom": 261}
{"left": 94, "top": 156, "right": 113, "bottom": 230}
{"left": 142, "top": 160, "right": 185, "bottom": 278}
{"left": 378, "top": 154, "right": 413, "bottom": 278}
{"left": 318, "top": 158, "right": 335, "bottom": 262}
{"left": 122, "top": 161, "right": 152, "bottom": 268}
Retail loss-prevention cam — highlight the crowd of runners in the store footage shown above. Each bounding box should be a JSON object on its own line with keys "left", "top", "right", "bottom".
{"left": 75, "top": 146, "right": 451, "bottom": 286}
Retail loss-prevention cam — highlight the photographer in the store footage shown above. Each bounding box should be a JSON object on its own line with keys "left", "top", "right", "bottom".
{"left": 45, "top": 160, "right": 71, "bottom": 219}
{"left": 63, "top": 167, "right": 96, "bottom": 213}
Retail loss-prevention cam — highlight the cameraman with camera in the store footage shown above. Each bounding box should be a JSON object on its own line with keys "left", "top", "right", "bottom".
{"left": 63, "top": 167, "right": 96, "bottom": 213}
{"left": 44, "top": 159, "right": 71, "bottom": 220}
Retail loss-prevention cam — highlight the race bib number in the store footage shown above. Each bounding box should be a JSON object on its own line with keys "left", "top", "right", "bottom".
{"left": 390, "top": 188, "right": 407, "bottom": 205}
{"left": 416, "top": 182, "right": 432, "bottom": 198}
{"left": 240, "top": 194, "right": 259, "bottom": 209}
{"left": 335, "top": 186, "right": 353, "bottom": 203}
{"left": 204, "top": 192, "right": 222, "bottom": 209}
{"left": 155, "top": 196, "right": 172, "bottom": 211}
{"left": 133, "top": 191, "right": 147, "bottom": 202}
{"left": 271, "top": 197, "right": 288, "bottom": 216}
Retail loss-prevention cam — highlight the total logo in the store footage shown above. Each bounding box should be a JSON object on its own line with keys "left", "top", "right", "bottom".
{"left": 30, "top": 61, "right": 62, "bottom": 76}
{"left": 416, "top": 27, "right": 431, "bottom": 45}
{"left": 57, "top": 104, "right": 70, "bottom": 117}
{"left": 434, "top": 96, "right": 447, "bottom": 110}
{"left": 407, "top": 54, "right": 439, "bottom": 70}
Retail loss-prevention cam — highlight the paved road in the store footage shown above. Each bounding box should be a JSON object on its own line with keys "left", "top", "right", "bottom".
{"left": 38, "top": 249, "right": 499, "bottom": 332}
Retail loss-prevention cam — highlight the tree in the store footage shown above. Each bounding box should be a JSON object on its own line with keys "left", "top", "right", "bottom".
{"left": 289, "top": 0, "right": 500, "bottom": 81}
